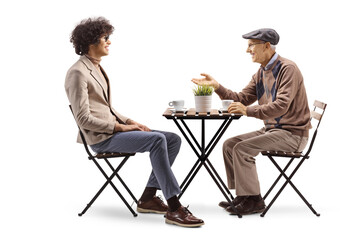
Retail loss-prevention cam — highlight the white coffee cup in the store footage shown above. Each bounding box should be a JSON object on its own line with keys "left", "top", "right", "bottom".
{"left": 222, "top": 99, "right": 234, "bottom": 109}
{"left": 169, "top": 100, "right": 185, "bottom": 111}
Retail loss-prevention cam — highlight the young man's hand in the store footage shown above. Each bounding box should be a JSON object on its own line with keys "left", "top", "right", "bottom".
{"left": 114, "top": 119, "right": 151, "bottom": 133}
{"left": 136, "top": 122, "right": 151, "bottom": 132}
{"left": 114, "top": 123, "right": 143, "bottom": 132}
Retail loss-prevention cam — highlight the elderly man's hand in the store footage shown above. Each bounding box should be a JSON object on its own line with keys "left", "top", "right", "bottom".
{"left": 191, "top": 73, "right": 220, "bottom": 90}
{"left": 228, "top": 102, "right": 247, "bottom": 115}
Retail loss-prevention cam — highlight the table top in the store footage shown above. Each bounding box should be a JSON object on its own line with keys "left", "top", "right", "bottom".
{"left": 163, "top": 108, "right": 242, "bottom": 119}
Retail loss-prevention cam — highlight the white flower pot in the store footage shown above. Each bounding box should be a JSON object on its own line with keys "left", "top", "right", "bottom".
{"left": 194, "top": 95, "right": 212, "bottom": 113}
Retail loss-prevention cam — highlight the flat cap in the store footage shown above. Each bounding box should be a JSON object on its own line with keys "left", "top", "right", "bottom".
{"left": 242, "top": 28, "right": 280, "bottom": 45}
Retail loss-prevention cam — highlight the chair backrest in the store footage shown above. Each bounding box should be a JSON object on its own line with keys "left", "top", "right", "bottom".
{"left": 310, "top": 100, "right": 327, "bottom": 129}
{"left": 303, "top": 100, "right": 327, "bottom": 156}
{"left": 69, "top": 105, "right": 95, "bottom": 159}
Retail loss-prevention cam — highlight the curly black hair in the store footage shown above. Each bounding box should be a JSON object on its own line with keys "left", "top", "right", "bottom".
{"left": 70, "top": 17, "right": 114, "bottom": 55}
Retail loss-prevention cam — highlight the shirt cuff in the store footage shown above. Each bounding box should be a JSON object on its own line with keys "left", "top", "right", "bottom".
{"left": 246, "top": 105, "right": 256, "bottom": 117}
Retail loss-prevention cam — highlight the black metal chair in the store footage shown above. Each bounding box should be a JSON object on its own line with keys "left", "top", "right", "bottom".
{"left": 260, "top": 100, "right": 327, "bottom": 217}
{"left": 69, "top": 105, "right": 138, "bottom": 217}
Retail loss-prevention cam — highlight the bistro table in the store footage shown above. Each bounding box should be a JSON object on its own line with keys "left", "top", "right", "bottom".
{"left": 163, "top": 108, "right": 242, "bottom": 217}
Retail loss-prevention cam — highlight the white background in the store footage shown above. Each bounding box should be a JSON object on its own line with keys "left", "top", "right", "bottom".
{"left": 1, "top": 0, "right": 359, "bottom": 239}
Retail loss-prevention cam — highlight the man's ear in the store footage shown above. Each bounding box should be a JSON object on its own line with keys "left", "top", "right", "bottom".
{"left": 265, "top": 42, "right": 271, "bottom": 49}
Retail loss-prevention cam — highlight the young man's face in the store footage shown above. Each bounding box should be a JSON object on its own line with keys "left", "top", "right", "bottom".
{"left": 89, "top": 35, "right": 111, "bottom": 57}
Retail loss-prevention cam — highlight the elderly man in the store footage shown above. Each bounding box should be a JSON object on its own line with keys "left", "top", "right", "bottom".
{"left": 192, "top": 28, "right": 311, "bottom": 215}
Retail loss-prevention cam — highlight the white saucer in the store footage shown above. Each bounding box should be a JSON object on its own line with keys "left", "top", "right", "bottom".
{"left": 170, "top": 108, "right": 187, "bottom": 113}
{"left": 219, "top": 108, "right": 228, "bottom": 112}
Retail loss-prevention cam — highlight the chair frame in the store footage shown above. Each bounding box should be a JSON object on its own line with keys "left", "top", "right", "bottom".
{"left": 260, "top": 100, "right": 327, "bottom": 217}
{"left": 69, "top": 105, "right": 138, "bottom": 217}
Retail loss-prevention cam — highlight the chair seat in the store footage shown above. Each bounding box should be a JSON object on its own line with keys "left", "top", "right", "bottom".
{"left": 95, "top": 152, "right": 135, "bottom": 159}
{"left": 261, "top": 151, "right": 303, "bottom": 158}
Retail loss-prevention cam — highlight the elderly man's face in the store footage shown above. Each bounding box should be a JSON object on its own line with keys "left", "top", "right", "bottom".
{"left": 246, "top": 39, "right": 267, "bottom": 65}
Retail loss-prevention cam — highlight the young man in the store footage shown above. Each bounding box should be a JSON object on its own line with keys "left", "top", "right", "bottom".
{"left": 65, "top": 17, "right": 204, "bottom": 227}
{"left": 192, "top": 28, "right": 311, "bottom": 215}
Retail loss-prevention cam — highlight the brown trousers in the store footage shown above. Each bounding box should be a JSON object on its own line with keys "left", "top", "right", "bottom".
{"left": 223, "top": 128, "right": 308, "bottom": 196}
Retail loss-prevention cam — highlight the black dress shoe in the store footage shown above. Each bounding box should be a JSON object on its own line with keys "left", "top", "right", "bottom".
{"left": 226, "top": 195, "right": 266, "bottom": 215}
{"left": 219, "top": 196, "right": 247, "bottom": 209}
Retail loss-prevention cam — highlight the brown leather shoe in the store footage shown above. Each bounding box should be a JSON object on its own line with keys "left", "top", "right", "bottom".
{"left": 165, "top": 206, "right": 204, "bottom": 228}
{"left": 226, "top": 195, "right": 266, "bottom": 215}
{"left": 137, "top": 196, "right": 168, "bottom": 214}
{"left": 219, "top": 196, "right": 247, "bottom": 209}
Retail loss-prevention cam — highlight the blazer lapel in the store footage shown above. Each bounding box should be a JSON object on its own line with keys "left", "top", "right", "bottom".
{"left": 99, "top": 65, "right": 112, "bottom": 105}
{"left": 80, "top": 56, "right": 109, "bottom": 102}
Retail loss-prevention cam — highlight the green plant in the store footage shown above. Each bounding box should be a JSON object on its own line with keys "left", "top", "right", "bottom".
{"left": 192, "top": 85, "right": 214, "bottom": 96}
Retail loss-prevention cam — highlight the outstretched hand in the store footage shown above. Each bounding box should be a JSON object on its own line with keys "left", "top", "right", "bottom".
{"left": 191, "top": 73, "right": 220, "bottom": 90}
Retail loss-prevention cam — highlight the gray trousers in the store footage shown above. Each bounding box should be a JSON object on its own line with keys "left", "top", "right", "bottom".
{"left": 90, "top": 130, "right": 182, "bottom": 200}
{"left": 223, "top": 128, "right": 308, "bottom": 196}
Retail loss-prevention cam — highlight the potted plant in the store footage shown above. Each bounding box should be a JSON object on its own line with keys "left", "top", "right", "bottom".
{"left": 193, "top": 85, "right": 214, "bottom": 113}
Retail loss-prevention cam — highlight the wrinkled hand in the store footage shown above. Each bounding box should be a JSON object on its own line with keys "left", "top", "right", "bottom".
{"left": 228, "top": 102, "right": 247, "bottom": 115}
{"left": 191, "top": 73, "right": 220, "bottom": 90}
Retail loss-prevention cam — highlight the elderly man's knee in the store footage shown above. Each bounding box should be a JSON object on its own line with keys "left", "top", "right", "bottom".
{"left": 223, "top": 138, "right": 236, "bottom": 153}
{"left": 233, "top": 141, "right": 252, "bottom": 152}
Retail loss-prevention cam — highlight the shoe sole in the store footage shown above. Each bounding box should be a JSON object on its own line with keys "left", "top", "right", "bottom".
{"left": 165, "top": 219, "right": 204, "bottom": 228}
{"left": 228, "top": 207, "right": 266, "bottom": 215}
{"left": 137, "top": 207, "right": 167, "bottom": 214}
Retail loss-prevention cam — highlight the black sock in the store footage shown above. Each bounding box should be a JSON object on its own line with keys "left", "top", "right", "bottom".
{"left": 167, "top": 195, "right": 181, "bottom": 212}
{"left": 139, "top": 187, "right": 157, "bottom": 202}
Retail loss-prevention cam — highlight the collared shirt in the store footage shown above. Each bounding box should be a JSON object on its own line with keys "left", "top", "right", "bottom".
{"left": 264, "top": 53, "right": 278, "bottom": 71}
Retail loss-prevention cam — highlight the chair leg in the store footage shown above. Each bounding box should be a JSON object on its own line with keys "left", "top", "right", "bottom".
{"left": 104, "top": 158, "right": 138, "bottom": 204}
{"left": 263, "top": 157, "right": 295, "bottom": 201}
{"left": 261, "top": 156, "right": 320, "bottom": 217}
{"left": 79, "top": 158, "right": 138, "bottom": 217}
{"left": 78, "top": 171, "right": 112, "bottom": 217}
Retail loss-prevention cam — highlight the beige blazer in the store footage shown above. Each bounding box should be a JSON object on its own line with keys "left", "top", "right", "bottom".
{"left": 65, "top": 55, "right": 129, "bottom": 145}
